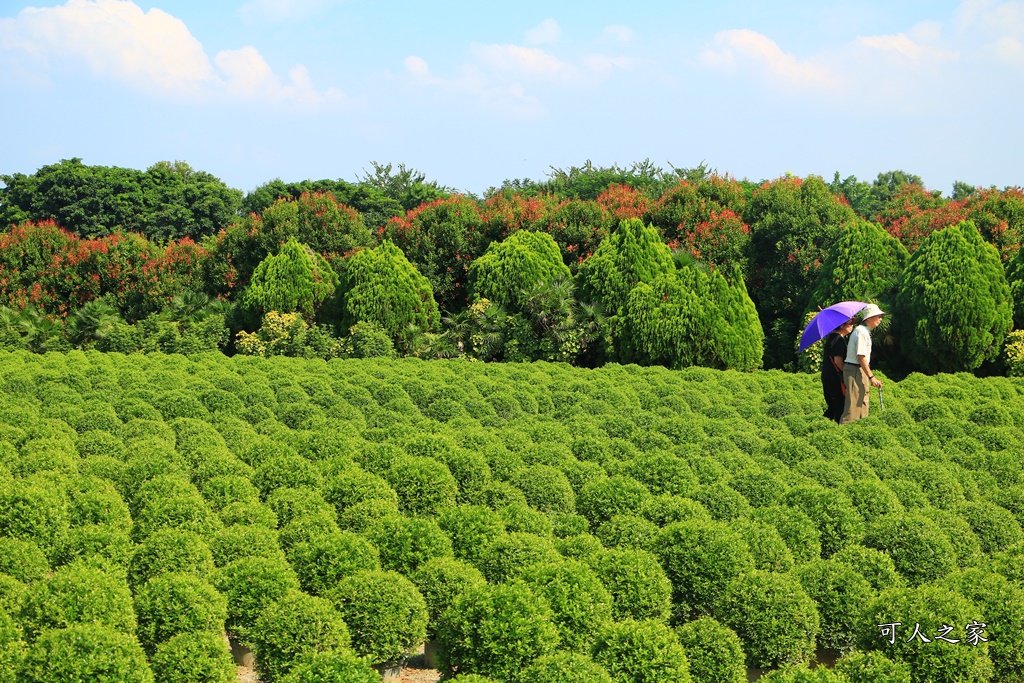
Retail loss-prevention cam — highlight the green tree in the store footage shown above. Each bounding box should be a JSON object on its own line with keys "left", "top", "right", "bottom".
{"left": 338, "top": 241, "right": 440, "bottom": 354}
{"left": 894, "top": 220, "right": 1012, "bottom": 373}
{"left": 807, "top": 219, "right": 908, "bottom": 308}
{"left": 243, "top": 239, "right": 339, "bottom": 323}
{"left": 469, "top": 231, "right": 571, "bottom": 311}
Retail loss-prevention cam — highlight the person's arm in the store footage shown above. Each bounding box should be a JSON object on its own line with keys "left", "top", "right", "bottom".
{"left": 858, "top": 354, "right": 882, "bottom": 388}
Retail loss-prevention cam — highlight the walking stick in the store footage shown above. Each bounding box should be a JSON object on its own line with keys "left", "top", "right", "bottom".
{"left": 878, "top": 386, "right": 885, "bottom": 412}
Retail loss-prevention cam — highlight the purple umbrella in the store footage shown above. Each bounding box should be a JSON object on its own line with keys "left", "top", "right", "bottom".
{"left": 798, "top": 301, "right": 868, "bottom": 353}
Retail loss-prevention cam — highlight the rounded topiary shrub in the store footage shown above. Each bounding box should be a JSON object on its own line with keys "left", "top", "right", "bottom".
{"left": 0, "top": 536, "right": 48, "bottom": 583}
{"left": 287, "top": 531, "right": 380, "bottom": 596}
{"left": 322, "top": 468, "right": 399, "bottom": 516}
{"left": 521, "top": 560, "right": 614, "bottom": 651}
{"left": 750, "top": 505, "right": 822, "bottom": 564}
{"left": 131, "top": 492, "right": 223, "bottom": 544}
{"left": 276, "top": 647, "right": 379, "bottom": 683}
{"left": 409, "top": 557, "right": 486, "bottom": 638}
{"left": 654, "top": 519, "right": 753, "bottom": 616}
{"left": 758, "top": 663, "right": 848, "bottom": 682}
{"left": 576, "top": 476, "right": 652, "bottom": 529}
{"left": 437, "top": 505, "right": 507, "bottom": 565}
{"left": 129, "top": 529, "right": 215, "bottom": 588}
{"left": 863, "top": 513, "right": 958, "bottom": 586}
{"left": 675, "top": 616, "right": 746, "bottom": 683}
{"left": 955, "top": 500, "right": 1024, "bottom": 554}
{"left": 514, "top": 465, "right": 575, "bottom": 514}
{"left": 277, "top": 510, "right": 341, "bottom": 551}
{"left": 211, "top": 555, "right": 300, "bottom": 637}
{"left": 589, "top": 547, "right": 672, "bottom": 622}
{"left": 253, "top": 456, "right": 324, "bottom": 500}
{"left": 18, "top": 623, "right": 153, "bottom": 683}
{"left": 0, "top": 608, "right": 25, "bottom": 683}
{"left": 834, "top": 650, "right": 911, "bottom": 683}
{"left": 856, "top": 584, "right": 993, "bottom": 683}
{"left": 436, "top": 582, "right": 559, "bottom": 683}
{"left": 591, "top": 618, "right": 692, "bottom": 683}
{"left": 0, "top": 574, "right": 27, "bottom": 617}
{"left": 336, "top": 498, "right": 401, "bottom": 533}
{"left": 266, "top": 487, "right": 335, "bottom": 529}
{"left": 0, "top": 478, "right": 70, "bottom": 560}
{"left": 134, "top": 572, "right": 227, "bottom": 654}
{"left": 497, "top": 501, "right": 554, "bottom": 535}
{"left": 794, "top": 558, "right": 875, "bottom": 651}
{"left": 218, "top": 500, "right": 279, "bottom": 529}
{"left": 782, "top": 484, "right": 863, "bottom": 558}
{"left": 595, "top": 514, "right": 658, "bottom": 551}
{"left": 201, "top": 475, "right": 262, "bottom": 512}
{"left": 20, "top": 563, "right": 136, "bottom": 641}
{"left": 521, "top": 652, "right": 613, "bottom": 683}
{"left": 385, "top": 456, "right": 459, "bottom": 517}
{"left": 327, "top": 569, "right": 427, "bottom": 665}
{"left": 361, "top": 513, "right": 453, "bottom": 575}
{"left": 249, "top": 589, "right": 351, "bottom": 683}
{"left": 476, "top": 532, "right": 561, "bottom": 583}
{"left": 150, "top": 632, "right": 236, "bottom": 683}
{"left": 717, "top": 570, "right": 820, "bottom": 669}
{"left": 209, "top": 524, "right": 283, "bottom": 567}
{"left": 831, "top": 545, "right": 905, "bottom": 591}
{"left": 732, "top": 518, "right": 795, "bottom": 573}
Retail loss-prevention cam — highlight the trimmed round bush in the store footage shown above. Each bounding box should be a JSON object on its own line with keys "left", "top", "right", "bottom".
{"left": 835, "top": 651, "right": 911, "bottom": 683}
{"left": 514, "top": 465, "right": 575, "bottom": 514}
{"left": 750, "top": 506, "right": 822, "bottom": 564}
{"left": 640, "top": 494, "right": 711, "bottom": 526}
{"left": 0, "top": 609, "right": 25, "bottom": 683}
{"left": 556, "top": 532, "right": 605, "bottom": 561}
{"left": 758, "top": 664, "right": 848, "bottom": 682}
{"left": 68, "top": 475, "right": 132, "bottom": 530}
{"left": 132, "top": 492, "right": 223, "bottom": 543}
{"left": 694, "top": 483, "right": 752, "bottom": 521}
{"left": 129, "top": 529, "right": 215, "bottom": 588}
{"left": 831, "top": 545, "right": 905, "bottom": 591}
{"left": 782, "top": 484, "right": 863, "bottom": 558}
{"left": 385, "top": 456, "right": 459, "bottom": 517}
{"left": 844, "top": 480, "right": 904, "bottom": 524}
{"left": 209, "top": 524, "right": 283, "bottom": 567}
{"left": 18, "top": 623, "right": 153, "bottom": 683}
{"left": 522, "top": 560, "right": 614, "bottom": 651}
{"left": 733, "top": 518, "right": 795, "bottom": 573}
{"left": 56, "top": 522, "right": 134, "bottom": 574}
{"left": 362, "top": 514, "right": 453, "bottom": 575}
{"left": 576, "top": 476, "right": 652, "bottom": 529}
{"left": 675, "top": 616, "right": 746, "bottom": 683}
{"left": 410, "top": 557, "right": 486, "bottom": 637}
{"left": 328, "top": 569, "right": 428, "bottom": 664}
{"left": 20, "top": 563, "right": 136, "bottom": 641}
{"left": 266, "top": 487, "right": 334, "bottom": 528}
{"left": 211, "top": 555, "right": 300, "bottom": 637}
{"left": 856, "top": 584, "right": 993, "bottom": 683}
{"left": 0, "top": 478, "right": 70, "bottom": 560}
{"left": 497, "top": 501, "right": 554, "bottom": 535}
{"left": 521, "top": 652, "right": 613, "bottom": 683}
{"left": 287, "top": 531, "right": 380, "bottom": 596}
{"left": 134, "top": 572, "right": 227, "bottom": 654}
{"left": 589, "top": 547, "right": 672, "bottom": 622}
{"left": 794, "top": 558, "right": 874, "bottom": 651}
{"left": 276, "top": 648, "right": 379, "bottom": 683}
{"left": 150, "top": 632, "right": 235, "bottom": 683}
{"left": 0, "top": 573, "right": 27, "bottom": 616}
{"left": 477, "top": 532, "right": 561, "bottom": 583}
{"left": 322, "top": 468, "right": 399, "bottom": 515}
{"left": 249, "top": 589, "right": 351, "bottom": 683}
{"left": 955, "top": 500, "right": 1024, "bottom": 554}
{"left": 436, "top": 582, "right": 560, "bottom": 683}
{"left": 864, "top": 513, "right": 958, "bottom": 586}
{"left": 219, "top": 501, "right": 279, "bottom": 529}
{"left": 337, "top": 497, "right": 401, "bottom": 533}
{"left": 717, "top": 570, "right": 820, "bottom": 669}
{"left": 254, "top": 455, "right": 324, "bottom": 500}
{"left": 0, "top": 537, "right": 48, "bottom": 583}
{"left": 730, "top": 470, "right": 786, "bottom": 508}
{"left": 592, "top": 618, "right": 692, "bottom": 683}
{"left": 201, "top": 475, "right": 261, "bottom": 512}
{"left": 595, "top": 514, "right": 658, "bottom": 551}
{"left": 654, "top": 519, "right": 753, "bottom": 616}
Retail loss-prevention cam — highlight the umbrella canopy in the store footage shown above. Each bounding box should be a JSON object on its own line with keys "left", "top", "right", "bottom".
{"left": 798, "top": 301, "right": 868, "bottom": 352}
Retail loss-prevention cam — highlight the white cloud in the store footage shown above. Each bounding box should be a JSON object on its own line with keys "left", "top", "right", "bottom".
{"left": 239, "top": 0, "right": 339, "bottom": 23}
{"left": 699, "top": 29, "right": 838, "bottom": 91}
{"left": 524, "top": 18, "right": 561, "bottom": 45}
{"left": 603, "top": 25, "right": 635, "bottom": 43}
{"left": 0, "top": 0, "right": 348, "bottom": 110}
{"left": 403, "top": 53, "right": 544, "bottom": 119}
{"left": 855, "top": 20, "right": 959, "bottom": 64}
{"left": 471, "top": 43, "right": 578, "bottom": 82}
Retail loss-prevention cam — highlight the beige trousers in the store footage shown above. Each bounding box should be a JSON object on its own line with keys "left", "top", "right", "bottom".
{"left": 840, "top": 364, "right": 869, "bottom": 424}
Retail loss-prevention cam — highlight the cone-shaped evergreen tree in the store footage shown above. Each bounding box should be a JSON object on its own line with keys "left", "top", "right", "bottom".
{"left": 339, "top": 241, "right": 440, "bottom": 353}
{"left": 807, "top": 219, "right": 909, "bottom": 311}
{"left": 1006, "top": 244, "right": 1024, "bottom": 329}
{"left": 895, "top": 220, "right": 1012, "bottom": 373}
{"left": 469, "top": 231, "right": 571, "bottom": 312}
{"left": 243, "top": 238, "right": 338, "bottom": 322}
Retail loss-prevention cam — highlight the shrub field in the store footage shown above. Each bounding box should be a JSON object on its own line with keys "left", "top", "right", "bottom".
{"left": 1, "top": 349, "right": 1023, "bottom": 682}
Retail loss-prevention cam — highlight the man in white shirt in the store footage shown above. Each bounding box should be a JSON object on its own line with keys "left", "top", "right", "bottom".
{"left": 840, "top": 304, "right": 885, "bottom": 424}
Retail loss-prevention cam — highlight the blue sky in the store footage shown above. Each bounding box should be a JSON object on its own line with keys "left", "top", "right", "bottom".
{"left": 1, "top": 0, "right": 1022, "bottom": 196}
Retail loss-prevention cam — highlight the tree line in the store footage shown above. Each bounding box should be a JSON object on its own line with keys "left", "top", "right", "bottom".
{"left": 1, "top": 158, "right": 1023, "bottom": 377}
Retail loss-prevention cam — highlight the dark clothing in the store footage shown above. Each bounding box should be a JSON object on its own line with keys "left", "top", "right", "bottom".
{"left": 821, "top": 332, "right": 848, "bottom": 423}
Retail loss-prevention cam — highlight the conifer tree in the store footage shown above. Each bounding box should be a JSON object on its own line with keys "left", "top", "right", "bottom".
{"left": 469, "top": 231, "right": 571, "bottom": 312}
{"left": 243, "top": 238, "right": 338, "bottom": 323}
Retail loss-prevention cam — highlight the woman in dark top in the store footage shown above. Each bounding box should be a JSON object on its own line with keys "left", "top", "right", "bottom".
{"left": 821, "top": 318, "right": 856, "bottom": 423}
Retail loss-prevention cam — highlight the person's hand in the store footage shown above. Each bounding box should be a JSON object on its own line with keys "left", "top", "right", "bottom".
{"left": 871, "top": 376, "right": 883, "bottom": 389}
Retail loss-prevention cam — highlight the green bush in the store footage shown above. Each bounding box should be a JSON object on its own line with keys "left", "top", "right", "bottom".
{"left": 56, "top": 522, "right": 134, "bottom": 573}
{"left": 514, "top": 464, "right": 575, "bottom": 514}
{"left": 0, "top": 477, "right": 70, "bottom": 560}
{"left": 409, "top": 557, "right": 486, "bottom": 637}
{"left": 385, "top": 456, "right": 459, "bottom": 517}
{"left": 266, "top": 486, "right": 335, "bottom": 528}
{"left": 863, "top": 513, "right": 958, "bottom": 586}
{"left": 498, "top": 501, "right": 554, "bottom": 535}
{"left": 208, "top": 524, "right": 283, "bottom": 567}
{"left": 253, "top": 455, "right": 323, "bottom": 500}
{"left": 18, "top": 623, "right": 153, "bottom": 683}
{"left": 249, "top": 589, "right": 351, "bottom": 683}
{"left": 150, "top": 632, "right": 236, "bottom": 683}
{"left": 436, "top": 582, "right": 560, "bottom": 683}
{"left": 654, "top": 519, "right": 753, "bottom": 616}
{"left": 0, "top": 608, "right": 25, "bottom": 683}
{"left": 132, "top": 492, "right": 223, "bottom": 543}
{"left": 211, "top": 555, "right": 299, "bottom": 637}
{"left": 717, "top": 570, "right": 819, "bottom": 669}
{"left": 129, "top": 529, "right": 215, "bottom": 588}
{"left": 134, "top": 572, "right": 227, "bottom": 654}
{"left": 287, "top": 531, "right": 380, "bottom": 596}
{"left": 955, "top": 500, "right": 1024, "bottom": 554}
{"left": 674, "top": 616, "right": 746, "bottom": 683}
{"left": 361, "top": 514, "right": 453, "bottom": 575}
{"left": 276, "top": 648, "right": 379, "bottom": 683}
{"left": 589, "top": 547, "right": 672, "bottom": 622}
{"left": 834, "top": 651, "right": 911, "bottom": 683}
{"left": 0, "top": 574, "right": 27, "bottom": 617}
{"left": 591, "top": 618, "right": 692, "bottom": 683}
{"left": 0, "top": 537, "right": 48, "bottom": 583}
{"left": 521, "top": 560, "right": 614, "bottom": 651}
{"left": 758, "top": 664, "right": 849, "bottom": 683}
{"left": 732, "top": 518, "right": 795, "bottom": 573}
{"left": 20, "top": 563, "right": 136, "bottom": 641}
{"left": 831, "top": 545, "right": 905, "bottom": 591}
{"left": 322, "top": 468, "right": 399, "bottom": 516}
{"left": 782, "top": 484, "right": 863, "bottom": 558}
{"left": 794, "top": 559, "right": 874, "bottom": 651}
{"left": 750, "top": 505, "right": 822, "bottom": 564}
{"left": 595, "top": 514, "right": 658, "bottom": 551}
{"left": 476, "top": 532, "right": 561, "bottom": 583}
{"left": 576, "top": 475, "right": 652, "bottom": 529}
{"left": 520, "top": 652, "right": 613, "bottom": 683}
{"left": 327, "top": 569, "right": 427, "bottom": 664}
{"left": 337, "top": 497, "right": 401, "bottom": 533}
{"left": 218, "top": 501, "right": 279, "bottom": 529}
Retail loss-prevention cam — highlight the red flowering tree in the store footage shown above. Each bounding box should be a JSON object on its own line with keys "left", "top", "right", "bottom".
{"left": 534, "top": 199, "right": 613, "bottom": 270}
{"left": 680, "top": 209, "right": 750, "bottom": 274}
{"left": 645, "top": 176, "right": 747, "bottom": 245}
{"left": 876, "top": 184, "right": 965, "bottom": 252}
{"left": 964, "top": 187, "right": 1024, "bottom": 264}
{"left": 596, "top": 184, "right": 651, "bottom": 222}
{"left": 479, "top": 191, "right": 557, "bottom": 244}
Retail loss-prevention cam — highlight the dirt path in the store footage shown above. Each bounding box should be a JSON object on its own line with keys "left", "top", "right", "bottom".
{"left": 232, "top": 643, "right": 440, "bottom": 683}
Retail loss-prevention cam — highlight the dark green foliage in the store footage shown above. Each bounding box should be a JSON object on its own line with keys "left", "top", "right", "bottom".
{"left": 436, "top": 582, "right": 560, "bottom": 683}
{"left": 249, "top": 590, "right": 351, "bottom": 683}
{"left": 654, "top": 519, "right": 753, "bottom": 616}
{"left": 469, "top": 230, "right": 572, "bottom": 311}
{"left": 717, "top": 570, "right": 820, "bottom": 668}
{"left": 521, "top": 652, "right": 613, "bottom": 683}
{"left": 863, "top": 513, "right": 958, "bottom": 586}
{"left": 674, "top": 616, "right": 746, "bottom": 683}
{"left": 338, "top": 241, "right": 440, "bottom": 353}
{"left": 20, "top": 563, "right": 136, "bottom": 641}
{"left": 276, "top": 648, "right": 380, "bottom": 683}
{"left": 476, "top": 532, "right": 560, "bottom": 583}
{"left": 794, "top": 559, "right": 875, "bottom": 651}
{"left": 134, "top": 573, "right": 227, "bottom": 654}
{"left": 328, "top": 569, "right": 427, "bottom": 664}
{"left": 591, "top": 618, "right": 692, "bottom": 683}
{"left": 362, "top": 514, "right": 453, "bottom": 575}
{"left": 895, "top": 221, "right": 1013, "bottom": 372}
{"left": 437, "top": 504, "right": 507, "bottom": 565}
{"left": 150, "top": 632, "right": 236, "bottom": 683}
{"left": 521, "top": 560, "right": 614, "bottom": 651}
{"left": 18, "top": 623, "right": 154, "bottom": 683}
{"left": 287, "top": 531, "right": 380, "bottom": 596}
{"left": 211, "top": 556, "right": 300, "bottom": 637}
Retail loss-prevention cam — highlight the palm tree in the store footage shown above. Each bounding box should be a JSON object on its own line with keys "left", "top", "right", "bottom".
{"left": 67, "top": 299, "right": 121, "bottom": 349}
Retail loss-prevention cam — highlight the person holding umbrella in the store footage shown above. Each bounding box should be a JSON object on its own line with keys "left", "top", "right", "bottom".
{"left": 821, "top": 317, "right": 857, "bottom": 423}
{"left": 840, "top": 304, "right": 886, "bottom": 424}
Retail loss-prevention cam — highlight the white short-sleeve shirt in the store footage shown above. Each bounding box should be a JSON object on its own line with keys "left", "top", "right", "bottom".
{"left": 845, "top": 324, "right": 872, "bottom": 365}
